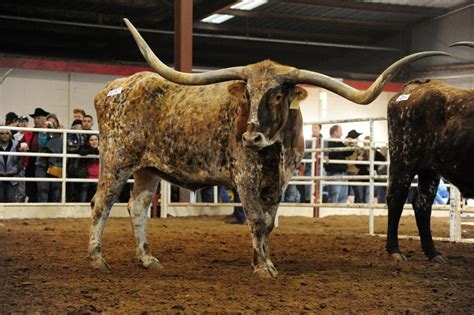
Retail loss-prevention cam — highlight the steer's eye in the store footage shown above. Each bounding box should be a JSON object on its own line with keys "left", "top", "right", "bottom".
{"left": 275, "top": 93, "right": 283, "bottom": 102}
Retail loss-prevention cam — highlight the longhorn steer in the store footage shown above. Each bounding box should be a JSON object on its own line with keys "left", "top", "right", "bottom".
{"left": 386, "top": 41, "right": 473, "bottom": 263}
{"left": 87, "top": 18, "right": 446, "bottom": 277}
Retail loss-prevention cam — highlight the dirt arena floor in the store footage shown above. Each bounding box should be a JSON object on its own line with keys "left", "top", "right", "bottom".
{"left": 1, "top": 214, "right": 474, "bottom": 313}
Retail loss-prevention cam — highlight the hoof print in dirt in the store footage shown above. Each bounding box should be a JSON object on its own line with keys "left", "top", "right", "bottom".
{"left": 254, "top": 267, "right": 278, "bottom": 278}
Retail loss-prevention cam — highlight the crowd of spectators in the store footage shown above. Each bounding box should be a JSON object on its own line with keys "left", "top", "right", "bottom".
{"left": 320, "top": 124, "right": 390, "bottom": 204}
{"left": 0, "top": 107, "right": 109, "bottom": 203}
{"left": 2, "top": 111, "right": 447, "bottom": 207}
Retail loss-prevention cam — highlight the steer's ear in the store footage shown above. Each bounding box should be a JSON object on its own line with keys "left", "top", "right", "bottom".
{"left": 290, "top": 86, "right": 308, "bottom": 101}
{"left": 228, "top": 81, "right": 246, "bottom": 98}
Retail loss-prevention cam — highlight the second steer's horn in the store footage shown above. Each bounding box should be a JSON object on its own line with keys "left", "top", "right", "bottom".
{"left": 450, "top": 41, "right": 474, "bottom": 48}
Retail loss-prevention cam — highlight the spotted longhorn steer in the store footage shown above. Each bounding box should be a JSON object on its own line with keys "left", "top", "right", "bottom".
{"left": 386, "top": 41, "right": 473, "bottom": 263}
{"left": 87, "top": 18, "right": 447, "bottom": 277}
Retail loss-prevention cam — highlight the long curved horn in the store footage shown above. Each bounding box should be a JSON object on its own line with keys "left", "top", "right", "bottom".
{"left": 293, "top": 51, "right": 450, "bottom": 104}
{"left": 124, "top": 18, "right": 245, "bottom": 85}
{"left": 450, "top": 41, "right": 474, "bottom": 48}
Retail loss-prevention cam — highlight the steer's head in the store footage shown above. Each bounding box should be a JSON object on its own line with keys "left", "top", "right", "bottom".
{"left": 124, "top": 18, "right": 449, "bottom": 149}
{"left": 227, "top": 62, "right": 307, "bottom": 150}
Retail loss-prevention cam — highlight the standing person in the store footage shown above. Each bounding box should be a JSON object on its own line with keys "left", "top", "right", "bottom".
{"left": 375, "top": 147, "right": 388, "bottom": 204}
{"left": 200, "top": 186, "right": 231, "bottom": 203}
{"left": 82, "top": 115, "right": 94, "bottom": 131}
{"left": 283, "top": 169, "right": 301, "bottom": 202}
{"left": 0, "top": 129, "right": 23, "bottom": 202}
{"left": 66, "top": 120, "right": 87, "bottom": 201}
{"left": 357, "top": 136, "right": 387, "bottom": 204}
{"left": 300, "top": 123, "right": 322, "bottom": 203}
{"left": 324, "top": 125, "right": 353, "bottom": 203}
{"left": 18, "top": 107, "right": 50, "bottom": 202}
{"left": 35, "top": 114, "right": 63, "bottom": 202}
{"left": 14, "top": 115, "right": 29, "bottom": 201}
{"left": 224, "top": 189, "right": 246, "bottom": 225}
{"left": 14, "top": 115, "right": 29, "bottom": 142}
{"left": 345, "top": 130, "right": 363, "bottom": 203}
{"left": 82, "top": 114, "right": 94, "bottom": 143}
{"left": 72, "top": 108, "right": 85, "bottom": 121}
{"left": 5, "top": 112, "right": 18, "bottom": 139}
{"left": 78, "top": 134, "right": 100, "bottom": 202}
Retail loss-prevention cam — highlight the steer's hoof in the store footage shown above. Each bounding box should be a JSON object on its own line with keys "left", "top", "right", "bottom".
{"left": 254, "top": 265, "right": 278, "bottom": 278}
{"left": 139, "top": 255, "right": 164, "bottom": 270}
{"left": 89, "top": 256, "right": 111, "bottom": 272}
{"left": 431, "top": 255, "right": 448, "bottom": 265}
{"left": 390, "top": 253, "right": 408, "bottom": 262}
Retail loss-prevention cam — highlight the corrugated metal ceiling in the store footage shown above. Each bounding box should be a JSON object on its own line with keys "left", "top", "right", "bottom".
{"left": 356, "top": 0, "right": 468, "bottom": 8}
{"left": 0, "top": 0, "right": 471, "bottom": 77}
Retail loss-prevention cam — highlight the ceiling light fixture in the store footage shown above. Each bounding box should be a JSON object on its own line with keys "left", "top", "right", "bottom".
{"left": 201, "top": 14, "right": 234, "bottom": 24}
{"left": 231, "top": 0, "right": 268, "bottom": 10}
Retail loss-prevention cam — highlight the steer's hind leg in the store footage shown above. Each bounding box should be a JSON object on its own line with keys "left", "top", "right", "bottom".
{"left": 412, "top": 169, "right": 446, "bottom": 263}
{"left": 128, "top": 168, "right": 162, "bottom": 269}
{"left": 87, "top": 165, "right": 131, "bottom": 271}
{"left": 386, "top": 168, "right": 414, "bottom": 262}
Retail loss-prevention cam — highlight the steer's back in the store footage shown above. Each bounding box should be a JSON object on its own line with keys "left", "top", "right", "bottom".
{"left": 95, "top": 71, "right": 244, "bottom": 189}
{"left": 387, "top": 79, "right": 474, "bottom": 196}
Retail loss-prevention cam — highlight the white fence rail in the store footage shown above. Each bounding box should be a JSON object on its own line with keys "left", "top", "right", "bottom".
{"left": 0, "top": 120, "right": 470, "bottom": 243}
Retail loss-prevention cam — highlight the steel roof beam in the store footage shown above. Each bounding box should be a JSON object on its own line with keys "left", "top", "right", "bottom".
{"left": 271, "top": 0, "right": 448, "bottom": 16}
{"left": 222, "top": 8, "right": 402, "bottom": 30}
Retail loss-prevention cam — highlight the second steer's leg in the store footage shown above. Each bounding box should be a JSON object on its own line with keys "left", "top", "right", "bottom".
{"left": 412, "top": 169, "right": 446, "bottom": 263}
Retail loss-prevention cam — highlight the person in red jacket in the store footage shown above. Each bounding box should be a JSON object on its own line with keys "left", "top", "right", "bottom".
{"left": 18, "top": 107, "right": 49, "bottom": 202}
{"left": 78, "top": 134, "right": 99, "bottom": 202}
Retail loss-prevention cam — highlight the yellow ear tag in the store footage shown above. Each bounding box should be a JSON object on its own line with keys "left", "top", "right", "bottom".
{"left": 290, "top": 100, "right": 300, "bottom": 109}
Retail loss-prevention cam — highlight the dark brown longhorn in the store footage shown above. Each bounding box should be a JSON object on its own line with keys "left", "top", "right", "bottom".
{"left": 386, "top": 76, "right": 474, "bottom": 263}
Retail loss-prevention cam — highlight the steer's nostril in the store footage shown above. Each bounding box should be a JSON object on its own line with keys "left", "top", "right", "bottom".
{"left": 243, "top": 132, "right": 265, "bottom": 147}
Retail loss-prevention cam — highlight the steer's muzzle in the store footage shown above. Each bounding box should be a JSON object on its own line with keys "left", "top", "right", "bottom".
{"left": 242, "top": 131, "right": 270, "bottom": 150}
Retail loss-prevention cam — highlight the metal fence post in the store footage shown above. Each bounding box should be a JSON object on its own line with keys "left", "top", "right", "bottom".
{"left": 318, "top": 138, "right": 325, "bottom": 210}
{"left": 61, "top": 129, "right": 68, "bottom": 204}
{"left": 369, "top": 119, "right": 375, "bottom": 236}
{"left": 160, "top": 180, "right": 168, "bottom": 218}
{"left": 449, "top": 187, "right": 462, "bottom": 242}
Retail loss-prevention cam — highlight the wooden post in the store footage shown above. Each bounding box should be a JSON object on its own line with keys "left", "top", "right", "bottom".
{"left": 174, "top": 0, "right": 193, "bottom": 72}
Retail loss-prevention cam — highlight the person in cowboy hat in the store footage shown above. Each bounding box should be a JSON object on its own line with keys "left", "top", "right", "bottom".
{"left": 345, "top": 129, "right": 364, "bottom": 203}
{"left": 18, "top": 107, "right": 50, "bottom": 202}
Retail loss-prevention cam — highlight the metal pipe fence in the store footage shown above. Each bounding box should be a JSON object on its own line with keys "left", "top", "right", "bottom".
{"left": 0, "top": 119, "right": 471, "bottom": 243}
{"left": 0, "top": 126, "right": 134, "bottom": 206}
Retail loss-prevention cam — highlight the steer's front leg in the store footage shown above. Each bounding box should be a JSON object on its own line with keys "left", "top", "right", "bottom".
{"left": 254, "top": 204, "right": 279, "bottom": 278}
{"left": 238, "top": 188, "right": 278, "bottom": 278}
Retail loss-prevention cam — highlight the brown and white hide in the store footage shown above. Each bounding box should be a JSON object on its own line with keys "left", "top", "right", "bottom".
{"left": 86, "top": 18, "right": 449, "bottom": 278}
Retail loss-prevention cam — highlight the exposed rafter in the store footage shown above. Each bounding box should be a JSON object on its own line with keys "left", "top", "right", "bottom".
{"left": 194, "top": 21, "right": 375, "bottom": 44}
{"left": 194, "top": 22, "right": 398, "bottom": 51}
{"left": 221, "top": 8, "right": 402, "bottom": 30}
{"left": 271, "top": 0, "right": 448, "bottom": 16}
